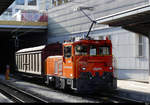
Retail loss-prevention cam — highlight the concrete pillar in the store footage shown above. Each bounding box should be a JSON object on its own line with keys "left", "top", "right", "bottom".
{"left": 149, "top": 34, "right": 150, "bottom": 83}
{"left": 37, "top": 0, "right": 40, "bottom": 10}
{"left": 49, "top": 0, "right": 53, "bottom": 8}
{"left": 56, "top": 0, "right": 58, "bottom": 6}
{"left": 25, "top": 0, "right": 28, "bottom": 7}
{"left": 62, "top": 0, "right": 65, "bottom": 4}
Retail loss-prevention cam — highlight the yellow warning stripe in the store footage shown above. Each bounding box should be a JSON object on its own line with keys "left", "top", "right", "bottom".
{"left": 0, "top": 20, "right": 48, "bottom": 26}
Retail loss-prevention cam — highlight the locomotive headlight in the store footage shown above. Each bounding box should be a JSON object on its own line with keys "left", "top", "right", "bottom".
{"left": 82, "top": 67, "right": 86, "bottom": 71}
{"left": 109, "top": 67, "right": 113, "bottom": 70}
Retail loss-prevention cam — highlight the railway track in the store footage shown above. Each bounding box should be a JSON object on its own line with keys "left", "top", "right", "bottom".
{"left": 10, "top": 74, "right": 142, "bottom": 103}
{"left": 46, "top": 87, "right": 141, "bottom": 103}
{"left": 0, "top": 81, "right": 49, "bottom": 103}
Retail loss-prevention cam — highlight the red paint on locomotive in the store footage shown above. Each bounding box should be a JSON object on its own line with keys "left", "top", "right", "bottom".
{"left": 44, "top": 38, "right": 117, "bottom": 92}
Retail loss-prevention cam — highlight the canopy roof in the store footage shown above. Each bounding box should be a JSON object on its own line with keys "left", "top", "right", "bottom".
{"left": 96, "top": 4, "right": 150, "bottom": 36}
{"left": 0, "top": 0, "right": 14, "bottom": 15}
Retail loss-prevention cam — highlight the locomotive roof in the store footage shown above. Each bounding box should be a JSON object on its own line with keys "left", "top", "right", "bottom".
{"left": 64, "top": 39, "right": 111, "bottom": 45}
{"left": 48, "top": 56, "right": 62, "bottom": 58}
{"left": 16, "top": 45, "right": 46, "bottom": 53}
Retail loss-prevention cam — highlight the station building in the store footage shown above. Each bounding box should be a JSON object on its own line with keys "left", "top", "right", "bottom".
{"left": 0, "top": 0, "right": 49, "bottom": 21}
{"left": 12, "top": 0, "right": 49, "bottom": 13}
{"left": 47, "top": 0, "right": 150, "bottom": 82}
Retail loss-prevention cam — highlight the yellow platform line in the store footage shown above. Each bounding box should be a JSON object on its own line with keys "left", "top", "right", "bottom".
{"left": 0, "top": 20, "right": 48, "bottom": 26}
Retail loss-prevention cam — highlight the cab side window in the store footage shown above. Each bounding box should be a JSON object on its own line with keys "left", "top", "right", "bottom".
{"left": 64, "top": 46, "right": 72, "bottom": 58}
{"left": 99, "top": 47, "right": 110, "bottom": 55}
{"left": 90, "top": 45, "right": 97, "bottom": 56}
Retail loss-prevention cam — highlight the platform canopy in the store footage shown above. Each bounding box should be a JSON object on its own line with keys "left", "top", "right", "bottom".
{"left": 96, "top": 4, "right": 150, "bottom": 36}
{"left": 0, "top": 0, "right": 14, "bottom": 15}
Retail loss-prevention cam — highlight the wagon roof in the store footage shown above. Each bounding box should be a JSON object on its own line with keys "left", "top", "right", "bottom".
{"left": 16, "top": 45, "right": 46, "bottom": 53}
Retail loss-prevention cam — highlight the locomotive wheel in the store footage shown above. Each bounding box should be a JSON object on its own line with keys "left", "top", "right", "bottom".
{"left": 49, "top": 79, "right": 55, "bottom": 88}
{"left": 60, "top": 79, "right": 65, "bottom": 89}
{"left": 55, "top": 77, "right": 61, "bottom": 89}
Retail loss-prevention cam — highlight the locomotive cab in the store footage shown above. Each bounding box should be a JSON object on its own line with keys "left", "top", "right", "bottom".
{"left": 62, "top": 38, "right": 117, "bottom": 93}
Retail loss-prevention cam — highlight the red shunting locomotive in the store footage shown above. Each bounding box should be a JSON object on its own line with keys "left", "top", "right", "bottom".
{"left": 15, "top": 37, "right": 117, "bottom": 93}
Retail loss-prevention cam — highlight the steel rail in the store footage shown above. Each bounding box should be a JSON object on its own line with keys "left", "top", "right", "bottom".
{"left": 0, "top": 88, "right": 25, "bottom": 103}
{"left": 0, "top": 81, "right": 49, "bottom": 103}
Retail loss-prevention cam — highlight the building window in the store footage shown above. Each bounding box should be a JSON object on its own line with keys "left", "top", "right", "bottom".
{"left": 58, "top": 0, "right": 63, "bottom": 5}
{"left": 16, "top": 0, "right": 25, "bottom": 5}
{"left": 107, "top": 35, "right": 111, "bottom": 40}
{"left": 15, "top": 9, "right": 20, "bottom": 13}
{"left": 98, "top": 36, "right": 112, "bottom": 40}
{"left": 64, "top": 0, "right": 69, "bottom": 3}
{"left": 98, "top": 36, "right": 104, "bottom": 40}
{"left": 46, "top": 0, "right": 50, "bottom": 10}
{"left": 138, "top": 35, "right": 144, "bottom": 57}
{"left": 28, "top": 0, "right": 37, "bottom": 6}
{"left": 52, "top": 0, "right": 57, "bottom": 6}
{"left": 51, "top": 0, "right": 71, "bottom": 7}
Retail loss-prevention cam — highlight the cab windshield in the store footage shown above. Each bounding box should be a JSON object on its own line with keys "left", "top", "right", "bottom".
{"left": 75, "top": 45, "right": 88, "bottom": 55}
{"left": 99, "top": 46, "right": 110, "bottom": 56}
{"left": 90, "top": 45, "right": 97, "bottom": 56}
{"left": 75, "top": 45, "right": 111, "bottom": 56}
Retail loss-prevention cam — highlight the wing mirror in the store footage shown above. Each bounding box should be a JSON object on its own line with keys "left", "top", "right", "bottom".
{"left": 71, "top": 56, "right": 74, "bottom": 62}
{"left": 63, "top": 56, "right": 65, "bottom": 62}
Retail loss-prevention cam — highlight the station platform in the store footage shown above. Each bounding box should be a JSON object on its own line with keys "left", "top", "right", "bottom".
{"left": 0, "top": 74, "right": 149, "bottom": 103}
{"left": 117, "top": 80, "right": 150, "bottom": 103}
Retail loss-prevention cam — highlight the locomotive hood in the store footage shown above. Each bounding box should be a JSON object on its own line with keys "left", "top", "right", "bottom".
{"left": 76, "top": 56, "right": 113, "bottom": 77}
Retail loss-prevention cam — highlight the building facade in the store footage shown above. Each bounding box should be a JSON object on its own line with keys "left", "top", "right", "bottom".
{"left": 11, "top": 0, "right": 48, "bottom": 13}
{"left": 0, "top": 0, "right": 48, "bottom": 21}
{"left": 47, "top": 0, "right": 150, "bottom": 82}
